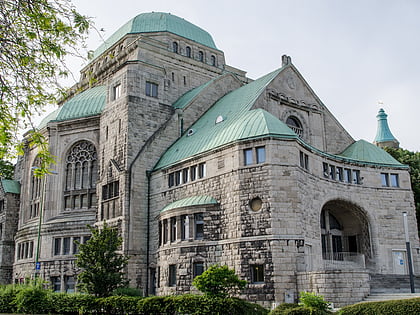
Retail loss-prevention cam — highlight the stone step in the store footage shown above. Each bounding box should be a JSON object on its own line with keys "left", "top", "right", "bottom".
{"left": 363, "top": 293, "right": 420, "bottom": 303}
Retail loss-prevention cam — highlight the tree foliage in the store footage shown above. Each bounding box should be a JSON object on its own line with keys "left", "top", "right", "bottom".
{"left": 0, "top": 0, "right": 90, "bottom": 173}
{"left": 0, "top": 159, "right": 14, "bottom": 179}
{"left": 385, "top": 147, "right": 420, "bottom": 233}
{"left": 192, "top": 265, "right": 247, "bottom": 298}
{"left": 75, "top": 222, "right": 129, "bottom": 297}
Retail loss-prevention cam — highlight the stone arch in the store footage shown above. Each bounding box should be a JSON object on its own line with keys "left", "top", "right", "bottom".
{"left": 320, "top": 199, "right": 372, "bottom": 267}
{"left": 280, "top": 109, "right": 308, "bottom": 141}
{"left": 62, "top": 140, "right": 98, "bottom": 211}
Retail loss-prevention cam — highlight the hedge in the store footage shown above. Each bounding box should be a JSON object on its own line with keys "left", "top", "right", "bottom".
{"left": 338, "top": 297, "right": 420, "bottom": 315}
{"left": 0, "top": 285, "right": 268, "bottom": 315}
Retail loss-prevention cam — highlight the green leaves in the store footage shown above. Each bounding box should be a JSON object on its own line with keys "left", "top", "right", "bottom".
{"left": 0, "top": 0, "right": 91, "bottom": 167}
{"left": 192, "top": 265, "right": 247, "bottom": 298}
{"left": 75, "top": 222, "right": 129, "bottom": 297}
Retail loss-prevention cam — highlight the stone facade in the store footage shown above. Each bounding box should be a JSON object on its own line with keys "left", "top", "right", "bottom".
{"left": 1, "top": 12, "right": 418, "bottom": 308}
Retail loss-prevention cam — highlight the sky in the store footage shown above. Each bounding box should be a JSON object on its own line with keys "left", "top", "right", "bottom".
{"left": 53, "top": 0, "right": 419, "bottom": 151}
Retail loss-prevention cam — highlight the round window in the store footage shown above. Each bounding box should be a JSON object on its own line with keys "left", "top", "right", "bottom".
{"left": 249, "top": 197, "right": 263, "bottom": 212}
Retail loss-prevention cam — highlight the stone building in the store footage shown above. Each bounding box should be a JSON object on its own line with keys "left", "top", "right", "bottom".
{"left": 1, "top": 12, "right": 418, "bottom": 307}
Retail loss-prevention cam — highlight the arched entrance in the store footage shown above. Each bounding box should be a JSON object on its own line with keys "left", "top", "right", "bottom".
{"left": 320, "top": 199, "right": 372, "bottom": 268}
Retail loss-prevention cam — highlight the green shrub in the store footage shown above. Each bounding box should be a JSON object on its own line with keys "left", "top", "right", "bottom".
{"left": 112, "top": 286, "right": 142, "bottom": 296}
{"left": 299, "top": 292, "right": 331, "bottom": 312}
{"left": 269, "top": 303, "right": 300, "bottom": 315}
{"left": 192, "top": 264, "right": 247, "bottom": 298}
{"left": 97, "top": 295, "right": 140, "bottom": 314}
{"left": 0, "top": 284, "right": 20, "bottom": 313}
{"left": 49, "top": 292, "right": 97, "bottom": 315}
{"left": 137, "top": 296, "right": 174, "bottom": 315}
{"left": 136, "top": 294, "right": 268, "bottom": 315}
{"left": 283, "top": 306, "right": 331, "bottom": 315}
{"left": 13, "top": 282, "right": 52, "bottom": 314}
{"left": 338, "top": 297, "right": 420, "bottom": 315}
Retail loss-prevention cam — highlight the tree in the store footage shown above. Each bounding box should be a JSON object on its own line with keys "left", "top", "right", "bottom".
{"left": 0, "top": 159, "right": 14, "bottom": 179}
{"left": 192, "top": 265, "right": 247, "bottom": 298}
{"left": 385, "top": 147, "right": 420, "bottom": 234}
{"left": 0, "top": 0, "right": 90, "bottom": 174}
{"left": 75, "top": 223, "right": 129, "bottom": 297}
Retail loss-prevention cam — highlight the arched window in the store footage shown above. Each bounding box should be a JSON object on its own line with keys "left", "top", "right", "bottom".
{"left": 286, "top": 116, "right": 303, "bottom": 137}
{"left": 64, "top": 141, "right": 97, "bottom": 210}
{"left": 172, "top": 42, "right": 178, "bottom": 54}
{"left": 198, "top": 51, "right": 204, "bottom": 62}
{"left": 211, "top": 55, "right": 216, "bottom": 66}
{"left": 29, "top": 157, "right": 42, "bottom": 219}
{"left": 186, "top": 46, "right": 191, "bottom": 58}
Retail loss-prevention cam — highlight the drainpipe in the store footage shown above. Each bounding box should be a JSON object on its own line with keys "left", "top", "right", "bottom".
{"left": 145, "top": 170, "right": 152, "bottom": 296}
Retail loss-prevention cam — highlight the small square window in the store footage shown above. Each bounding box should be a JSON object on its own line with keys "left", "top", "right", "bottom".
{"left": 169, "top": 264, "right": 177, "bottom": 287}
{"left": 193, "top": 262, "right": 204, "bottom": 278}
{"left": 390, "top": 174, "right": 399, "bottom": 187}
{"left": 112, "top": 83, "right": 121, "bottom": 100}
{"left": 190, "top": 166, "right": 197, "bottom": 181}
{"left": 344, "top": 168, "right": 352, "bottom": 183}
{"left": 146, "top": 81, "right": 158, "bottom": 97}
{"left": 381, "top": 173, "right": 389, "bottom": 187}
{"left": 168, "top": 173, "right": 175, "bottom": 187}
{"left": 244, "top": 148, "right": 253, "bottom": 166}
{"left": 256, "top": 146, "right": 266, "bottom": 164}
{"left": 54, "top": 238, "right": 61, "bottom": 256}
{"left": 51, "top": 276, "right": 61, "bottom": 292}
{"left": 195, "top": 213, "right": 204, "bottom": 240}
{"left": 336, "top": 167, "right": 343, "bottom": 181}
{"left": 251, "top": 264, "right": 264, "bottom": 283}
{"left": 181, "top": 215, "right": 189, "bottom": 240}
{"left": 63, "top": 237, "right": 71, "bottom": 255}
{"left": 198, "top": 163, "right": 206, "bottom": 178}
{"left": 170, "top": 217, "right": 177, "bottom": 242}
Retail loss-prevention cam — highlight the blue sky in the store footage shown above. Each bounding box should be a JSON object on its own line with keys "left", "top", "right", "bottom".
{"left": 62, "top": 0, "right": 419, "bottom": 151}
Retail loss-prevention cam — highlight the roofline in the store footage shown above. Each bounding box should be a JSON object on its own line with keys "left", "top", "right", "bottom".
{"left": 154, "top": 134, "right": 408, "bottom": 172}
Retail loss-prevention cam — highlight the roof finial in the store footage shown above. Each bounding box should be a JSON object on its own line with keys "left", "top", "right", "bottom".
{"left": 282, "top": 55, "right": 292, "bottom": 66}
{"left": 373, "top": 106, "right": 399, "bottom": 149}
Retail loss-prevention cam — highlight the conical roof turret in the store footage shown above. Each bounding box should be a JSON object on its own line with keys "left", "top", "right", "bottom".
{"left": 373, "top": 108, "right": 399, "bottom": 149}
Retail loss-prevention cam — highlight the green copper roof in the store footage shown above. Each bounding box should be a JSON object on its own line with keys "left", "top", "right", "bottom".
{"left": 161, "top": 195, "right": 218, "bottom": 212}
{"left": 93, "top": 12, "right": 217, "bottom": 60}
{"left": 374, "top": 108, "right": 398, "bottom": 143}
{"left": 173, "top": 79, "right": 215, "bottom": 109}
{"left": 38, "top": 86, "right": 106, "bottom": 128}
{"left": 155, "top": 68, "right": 299, "bottom": 169}
{"left": 1, "top": 179, "right": 20, "bottom": 194}
{"left": 338, "top": 139, "right": 402, "bottom": 166}
{"left": 38, "top": 108, "right": 60, "bottom": 129}
{"left": 55, "top": 86, "right": 106, "bottom": 122}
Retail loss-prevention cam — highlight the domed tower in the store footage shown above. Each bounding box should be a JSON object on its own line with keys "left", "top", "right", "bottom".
{"left": 373, "top": 108, "right": 399, "bottom": 149}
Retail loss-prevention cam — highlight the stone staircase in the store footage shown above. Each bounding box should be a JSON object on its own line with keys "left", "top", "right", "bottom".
{"left": 363, "top": 274, "right": 420, "bottom": 302}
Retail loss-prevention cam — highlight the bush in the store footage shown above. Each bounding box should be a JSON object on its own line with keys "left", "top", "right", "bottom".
{"left": 137, "top": 294, "right": 268, "bottom": 315}
{"left": 49, "top": 292, "right": 97, "bottom": 315}
{"left": 112, "top": 286, "right": 142, "bottom": 297}
{"left": 338, "top": 297, "right": 420, "bottom": 315}
{"left": 299, "top": 292, "right": 331, "bottom": 312}
{"left": 97, "top": 295, "right": 140, "bottom": 314}
{"left": 192, "top": 264, "right": 247, "bottom": 298}
{"left": 269, "top": 303, "right": 300, "bottom": 315}
{"left": 283, "top": 306, "right": 331, "bottom": 315}
{"left": 0, "top": 284, "right": 20, "bottom": 313}
{"left": 13, "top": 282, "right": 52, "bottom": 314}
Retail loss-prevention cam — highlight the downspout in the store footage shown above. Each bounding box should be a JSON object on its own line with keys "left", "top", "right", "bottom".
{"left": 145, "top": 170, "right": 152, "bottom": 296}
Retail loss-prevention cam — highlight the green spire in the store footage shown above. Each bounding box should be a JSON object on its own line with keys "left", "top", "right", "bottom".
{"left": 373, "top": 108, "right": 399, "bottom": 148}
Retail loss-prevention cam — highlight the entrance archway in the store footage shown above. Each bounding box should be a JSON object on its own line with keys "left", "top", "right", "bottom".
{"left": 320, "top": 199, "right": 371, "bottom": 267}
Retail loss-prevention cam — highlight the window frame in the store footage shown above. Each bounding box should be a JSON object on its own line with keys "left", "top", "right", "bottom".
{"left": 168, "top": 264, "right": 177, "bottom": 287}
{"left": 251, "top": 264, "right": 264, "bottom": 284}
{"left": 145, "top": 81, "right": 158, "bottom": 98}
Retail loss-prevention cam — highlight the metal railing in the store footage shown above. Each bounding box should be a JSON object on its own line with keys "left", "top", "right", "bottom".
{"left": 322, "top": 252, "right": 365, "bottom": 270}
